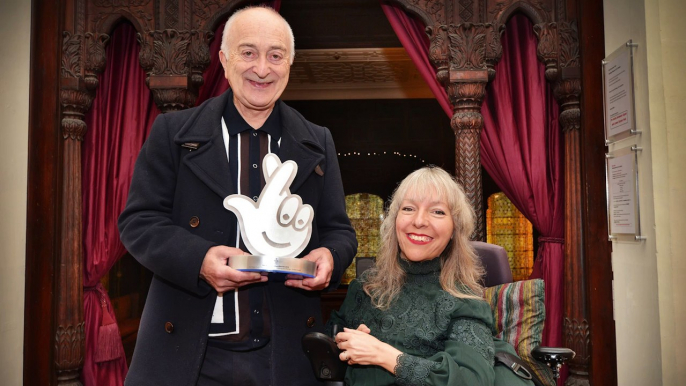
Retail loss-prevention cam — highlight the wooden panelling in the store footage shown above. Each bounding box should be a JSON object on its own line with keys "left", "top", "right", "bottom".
{"left": 25, "top": 0, "right": 63, "bottom": 384}
{"left": 578, "top": 0, "right": 618, "bottom": 384}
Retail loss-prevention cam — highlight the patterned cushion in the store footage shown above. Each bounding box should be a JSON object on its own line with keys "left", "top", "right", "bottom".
{"left": 483, "top": 279, "right": 554, "bottom": 386}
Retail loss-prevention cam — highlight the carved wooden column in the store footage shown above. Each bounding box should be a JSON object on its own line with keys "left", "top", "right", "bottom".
{"left": 557, "top": 75, "right": 590, "bottom": 386}
{"left": 536, "top": 16, "right": 590, "bottom": 385}
{"left": 448, "top": 73, "right": 488, "bottom": 241}
{"left": 58, "top": 26, "right": 109, "bottom": 385}
{"left": 56, "top": 96, "right": 86, "bottom": 386}
{"left": 558, "top": 77, "right": 590, "bottom": 386}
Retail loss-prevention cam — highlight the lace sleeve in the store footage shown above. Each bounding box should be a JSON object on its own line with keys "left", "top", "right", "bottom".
{"left": 394, "top": 318, "right": 495, "bottom": 386}
{"left": 449, "top": 318, "right": 495, "bottom": 363}
{"left": 394, "top": 353, "right": 441, "bottom": 386}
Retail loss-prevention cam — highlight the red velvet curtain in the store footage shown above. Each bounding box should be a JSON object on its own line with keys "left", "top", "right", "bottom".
{"left": 380, "top": 2, "right": 452, "bottom": 117}
{"left": 196, "top": 20, "right": 230, "bottom": 104}
{"left": 81, "top": 23, "right": 159, "bottom": 386}
{"left": 197, "top": 0, "right": 282, "bottom": 104}
{"left": 480, "top": 13, "right": 564, "bottom": 358}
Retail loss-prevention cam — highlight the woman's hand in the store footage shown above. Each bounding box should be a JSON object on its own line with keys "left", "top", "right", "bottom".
{"left": 335, "top": 325, "right": 402, "bottom": 374}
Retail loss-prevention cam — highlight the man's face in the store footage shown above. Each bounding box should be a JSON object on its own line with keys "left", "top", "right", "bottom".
{"left": 220, "top": 9, "right": 291, "bottom": 114}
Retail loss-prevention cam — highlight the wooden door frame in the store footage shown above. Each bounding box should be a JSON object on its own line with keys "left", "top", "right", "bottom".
{"left": 25, "top": 0, "right": 62, "bottom": 384}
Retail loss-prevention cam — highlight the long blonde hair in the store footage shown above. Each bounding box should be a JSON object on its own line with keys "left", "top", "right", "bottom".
{"left": 362, "top": 166, "right": 485, "bottom": 310}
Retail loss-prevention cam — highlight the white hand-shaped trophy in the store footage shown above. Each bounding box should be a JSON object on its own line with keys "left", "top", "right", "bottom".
{"left": 223, "top": 154, "right": 316, "bottom": 277}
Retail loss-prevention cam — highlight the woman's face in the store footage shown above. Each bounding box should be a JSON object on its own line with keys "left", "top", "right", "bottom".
{"left": 395, "top": 192, "right": 454, "bottom": 262}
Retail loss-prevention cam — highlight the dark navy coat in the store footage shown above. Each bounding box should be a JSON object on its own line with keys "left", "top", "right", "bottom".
{"left": 118, "top": 90, "right": 357, "bottom": 386}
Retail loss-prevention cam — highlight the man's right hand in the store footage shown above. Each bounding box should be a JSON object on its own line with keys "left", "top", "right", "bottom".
{"left": 199, "top": 246, "right": 267, "bottom": 293}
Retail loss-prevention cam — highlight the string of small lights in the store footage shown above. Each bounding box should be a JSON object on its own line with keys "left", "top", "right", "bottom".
{"left": 337, "top": 151, "right": 426, "bottom": 164}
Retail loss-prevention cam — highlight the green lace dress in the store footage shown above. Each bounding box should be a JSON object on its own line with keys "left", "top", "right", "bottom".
{"left": 328, "top": 257, "right": 496, "bottom": 386}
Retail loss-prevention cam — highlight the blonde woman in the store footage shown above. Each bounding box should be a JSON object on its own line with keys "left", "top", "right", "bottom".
{"left": 329, "top": 166, "right": 496, "bottom": 386}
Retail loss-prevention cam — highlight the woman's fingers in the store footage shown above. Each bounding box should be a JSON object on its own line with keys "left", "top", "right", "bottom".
{"left": 356, "top": 324, "right": 371, "bottom": 334}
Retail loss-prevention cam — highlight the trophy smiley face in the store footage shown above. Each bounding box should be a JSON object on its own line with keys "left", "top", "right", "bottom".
{"left": 224, "top": 154, "right": 314, "bottom": 259}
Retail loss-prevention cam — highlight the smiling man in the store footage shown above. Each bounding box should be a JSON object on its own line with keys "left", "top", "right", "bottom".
{"left": 118, "top": 6, "right": 357, "bottom": 386}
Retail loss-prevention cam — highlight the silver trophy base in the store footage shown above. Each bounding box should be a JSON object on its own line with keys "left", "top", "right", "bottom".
{"left": 228, "top": 255, "right": 316, "bottom": 278}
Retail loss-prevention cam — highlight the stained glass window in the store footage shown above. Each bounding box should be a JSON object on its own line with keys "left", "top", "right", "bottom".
{"left": 486, "top": 192, "right": 534, "bottom": 281}
{"left": 342, "top": 193, "right": 384, "bottom": 284}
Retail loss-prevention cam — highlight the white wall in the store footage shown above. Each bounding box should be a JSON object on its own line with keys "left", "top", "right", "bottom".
{"left": 0, "top": 0, "right": 30, "bottom": 383}
{"left": 652, "top": 0, "right": 686, "bottom": 383}
{"left": 603, "top": 0, "right": 686, "bottom": 384}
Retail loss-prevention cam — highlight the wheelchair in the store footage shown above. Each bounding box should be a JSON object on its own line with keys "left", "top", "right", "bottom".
{"left": 302, "top": 242, "right": 574, "bottom": 385}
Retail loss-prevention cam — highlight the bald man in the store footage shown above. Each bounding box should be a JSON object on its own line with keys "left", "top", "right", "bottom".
{"left": 119, "top": 6, "right": 357, "bottom": 386}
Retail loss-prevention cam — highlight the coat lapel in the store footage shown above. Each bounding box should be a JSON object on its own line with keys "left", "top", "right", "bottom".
{"left": 174, "top": 91, "right": 235, "bottom": 198}
{"left": 172, "top": 94, "right": 325, "bottom": 198}
{"left": 278, "top": 101, "right": 325, "bottom": 193}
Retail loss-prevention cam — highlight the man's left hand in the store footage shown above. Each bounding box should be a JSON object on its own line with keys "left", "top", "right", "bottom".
{"left": 285, "top": 247, "right": 333, "bottom": 291}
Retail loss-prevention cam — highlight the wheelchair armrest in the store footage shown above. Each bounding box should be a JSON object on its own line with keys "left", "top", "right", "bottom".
{"left": 302, "top": 332, "right": 347, "bottom": 386}
{"left": 531, "top": 346, "right": 576, "bottom": 381}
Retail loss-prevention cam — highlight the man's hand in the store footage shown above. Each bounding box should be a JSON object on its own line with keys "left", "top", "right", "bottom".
{"left": 285, "top": 247, "right": 333, "bottom": 291}
{"left": 335, "top": 325, "right": 403, "bottom": 373}
{"left": 199, "top": 246, "right": 267, "bottom": 294}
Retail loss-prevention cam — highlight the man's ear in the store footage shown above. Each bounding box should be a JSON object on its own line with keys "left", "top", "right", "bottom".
{"left": 219, "top": 50, "right": 228, "bottom": 67}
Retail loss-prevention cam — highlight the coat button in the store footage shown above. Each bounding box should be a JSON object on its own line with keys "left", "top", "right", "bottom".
{"left": 306, "top": 316, "right": 315, "bottom": 328}
{"left": 189, "top": 216, "right": 200, "bottom": 228}
{"left": 165, "top": 322, "right": 174, "bottom": 333}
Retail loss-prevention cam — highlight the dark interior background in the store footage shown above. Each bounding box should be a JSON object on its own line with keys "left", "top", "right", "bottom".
{"left": 286, "top": 99, "right": 458, "bottom": 201}
{"left": 279, "top": 0, "right": 402, "bottom": 49}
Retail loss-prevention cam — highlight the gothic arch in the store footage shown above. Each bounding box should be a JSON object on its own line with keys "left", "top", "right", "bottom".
{"left": 494, "top": 1, "right": 550, "bottom": 25}
{"left": 95, "top": 11, "right": 146, "bottom": 38}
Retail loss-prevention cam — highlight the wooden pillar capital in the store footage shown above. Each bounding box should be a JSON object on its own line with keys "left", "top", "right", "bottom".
{"left": 554, "top": 77, "right": 582, "bottom": 132}
{"left": 138, "top": 29, "right": 213, "bottom": 112}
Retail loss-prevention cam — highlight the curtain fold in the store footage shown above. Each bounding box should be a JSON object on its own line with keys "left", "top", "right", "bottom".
{"left": 480, "top": 13, "right": 564, "bottom": 359}
{"left": 81, "top": 23, "right": 160, "bottom": 386}
{"left": 380, "top": 2, "right": 452, "bottom": 117}
{"left": 195, "top": 19, "right": 229, "bottom": 104}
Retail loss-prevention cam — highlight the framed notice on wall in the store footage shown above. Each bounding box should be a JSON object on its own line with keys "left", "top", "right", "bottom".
{"left": 606, "top": 145, "right": 644, "bottom": 241}
{"left": 602, "top": 40, "right": 639, "bottom": 144}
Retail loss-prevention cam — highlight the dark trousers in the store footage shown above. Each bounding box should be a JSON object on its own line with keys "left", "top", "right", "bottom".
{"left": 197, "top": 342, "right": 273, "bottom": 386}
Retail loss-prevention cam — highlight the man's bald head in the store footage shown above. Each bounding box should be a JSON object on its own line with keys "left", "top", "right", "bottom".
{"left": 220, "top": 6, "right": 295, "bottom": 65}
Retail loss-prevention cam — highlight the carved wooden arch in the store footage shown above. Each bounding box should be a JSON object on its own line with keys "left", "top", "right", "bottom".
{"left": 496, "top": 1, "right": 549, "bottom": 24}
{"left": 95, "top": 12, "right": 146, "bottom": 37}
{"left": 385, "top": 1, "right": 589, "bottom": 385}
